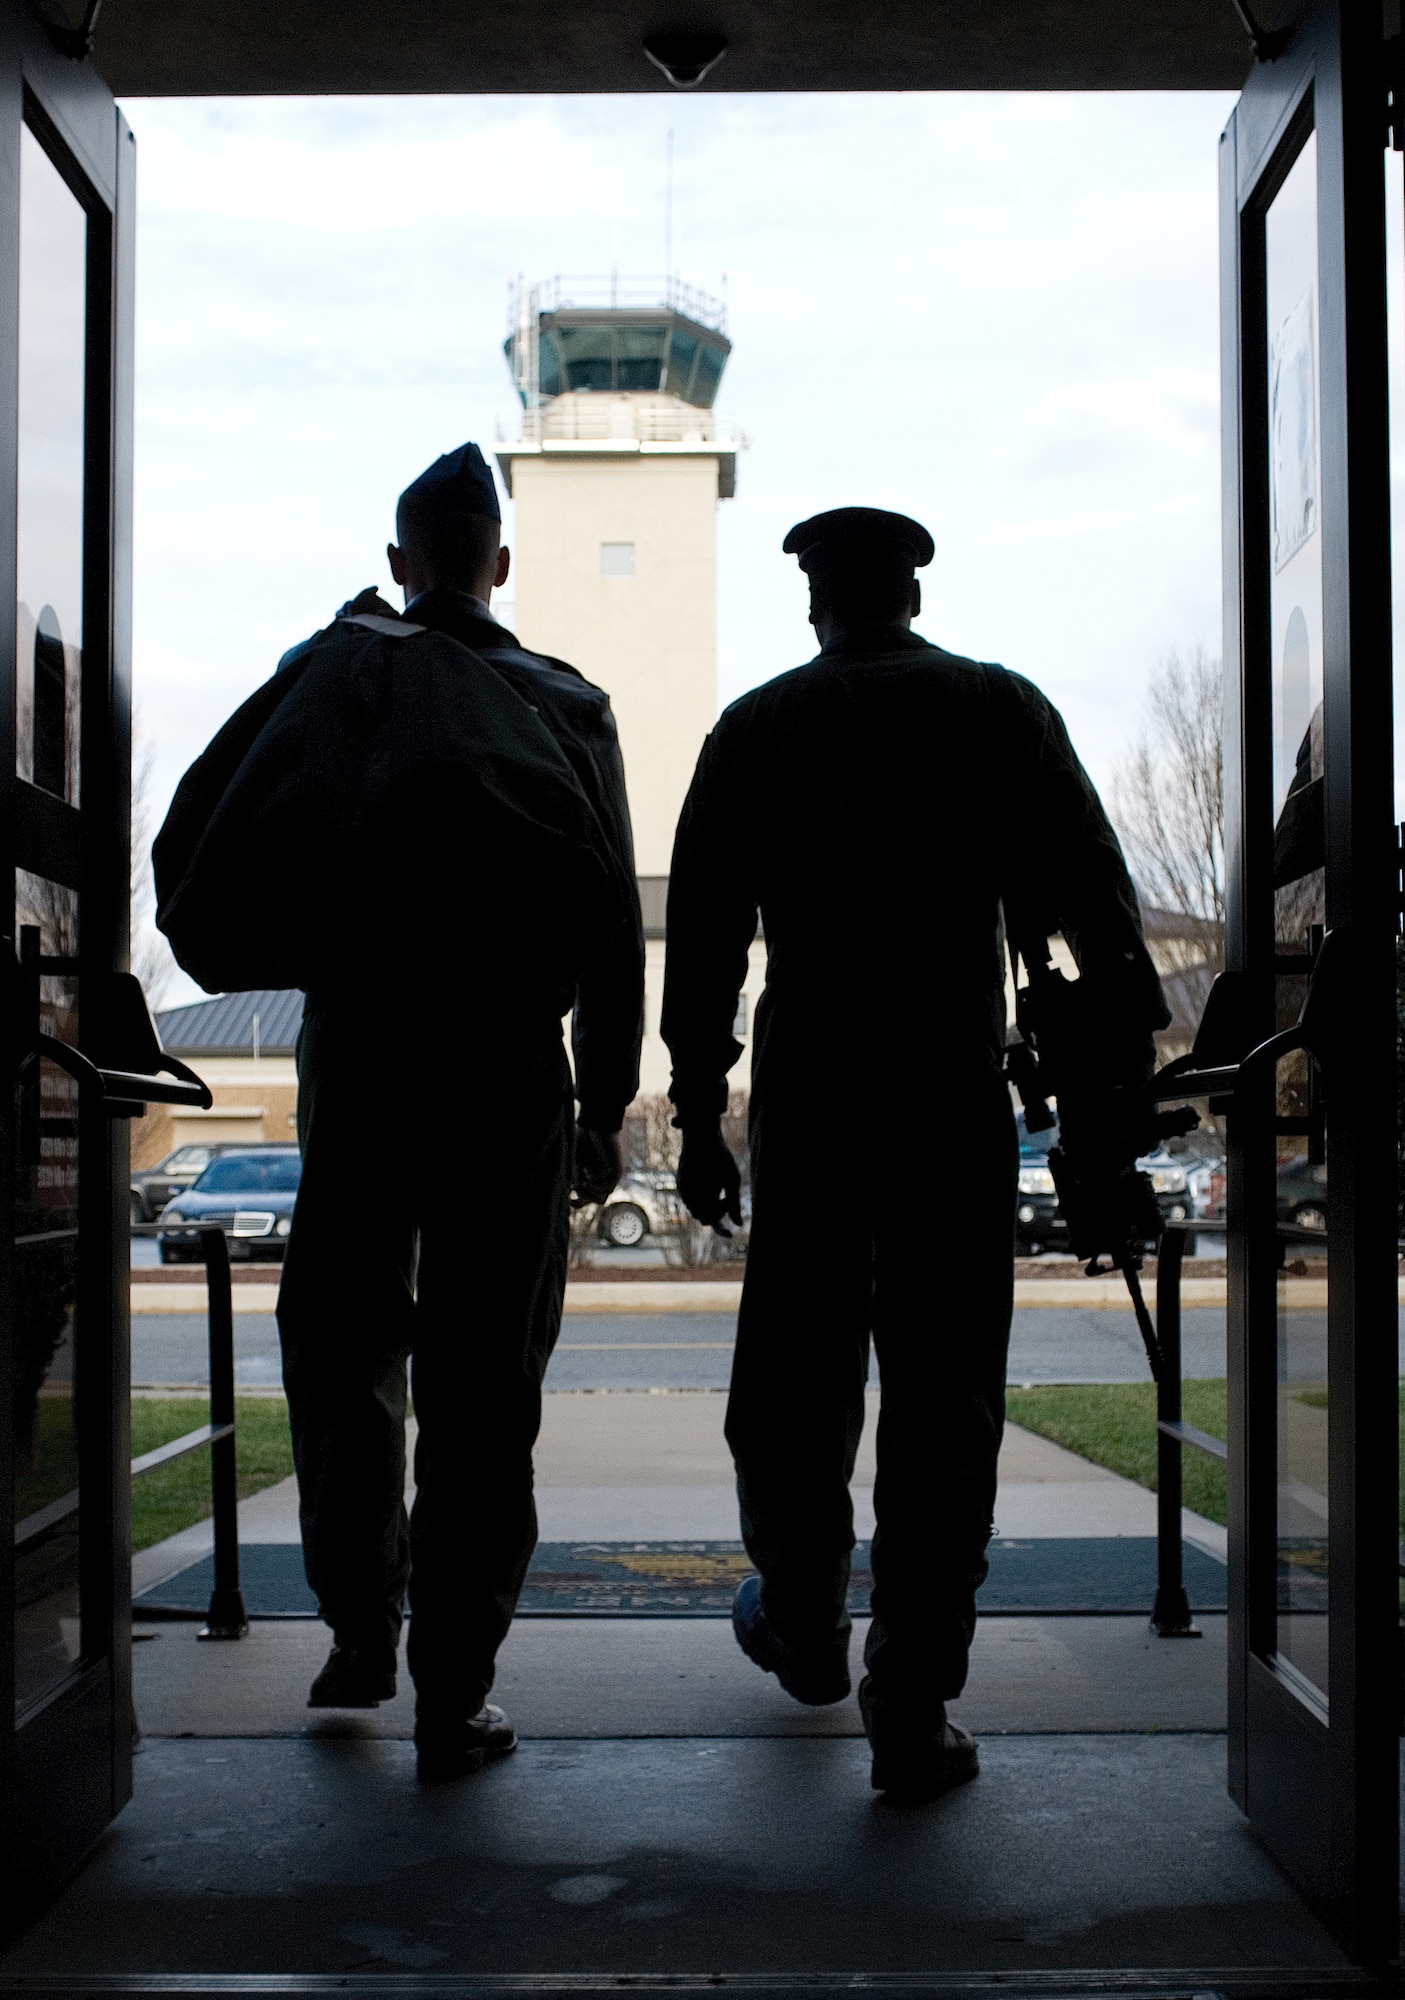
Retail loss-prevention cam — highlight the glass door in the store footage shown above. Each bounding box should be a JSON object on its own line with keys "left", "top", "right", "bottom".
{"left": 0, "top": 17, "right": 139, "bottom": 1919}
{"left": 1220, "top": 0, "right": 1399, "bottom": 1960}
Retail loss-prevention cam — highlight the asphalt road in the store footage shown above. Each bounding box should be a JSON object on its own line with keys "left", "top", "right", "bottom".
{"left": 129, "top": 1306, "right": 1266, "bottom": 1392}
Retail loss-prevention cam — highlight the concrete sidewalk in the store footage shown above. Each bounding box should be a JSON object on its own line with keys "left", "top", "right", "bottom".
{"left": 132, "top": 1395, "right": 1228, "bottom": 1743}
{"left": 133, "top": 1390, "right": 1226, "bottom": 1595}
{"left": 131, "top": 1272, "right": 1344, "bottom": 1312}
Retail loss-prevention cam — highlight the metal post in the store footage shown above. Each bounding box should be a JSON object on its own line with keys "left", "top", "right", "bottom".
{"left": 1151, "top": 1224, "right": 1198, "bottom": 1636}
{"left": 198, "top": 1227, "right": 248, "bottom": 1639}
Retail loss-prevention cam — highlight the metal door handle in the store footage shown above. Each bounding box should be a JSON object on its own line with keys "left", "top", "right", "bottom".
{"left": 1149, "top": 925, "right": 1346, "bottom": 1105}
{"left": 31, "top": 1029, "right": 212, "bottom": 1112}
{"left": 7, "top": 938, "right": 212, "bottom": 1116}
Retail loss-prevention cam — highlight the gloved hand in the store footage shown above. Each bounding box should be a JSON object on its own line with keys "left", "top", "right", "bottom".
{"left": 676, "top": 1124, "right": 744, "bottom": 1235}
{"left": 572, "top": 1125, "right": 622, "bottom": 1208}
{"left": 1047, "top": 1135, "right": 1163, "bottom": 1273}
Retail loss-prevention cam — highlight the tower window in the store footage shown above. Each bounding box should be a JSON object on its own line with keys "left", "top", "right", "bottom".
{"left": 601, "top": 542, "right": 636, "bottom": 578}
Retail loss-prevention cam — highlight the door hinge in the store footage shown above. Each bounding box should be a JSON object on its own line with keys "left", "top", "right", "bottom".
{"left": 50, "top": 0, "right": 103, "bottom": 61}
{"left": 1388, "top": 33, "right": 1405, "bottom": 150}
{"left": 1228, "top": 0, "right": 1291, "bottom": 63}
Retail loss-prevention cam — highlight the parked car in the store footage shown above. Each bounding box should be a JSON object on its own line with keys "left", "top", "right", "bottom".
{"left": 598, "top": 1171, "right": 677, "bottom": 1248}
{"left": 1014, "top": 1145, "right": 1193, "bottom": 1255}
{"left": 131, "top": 1140, "right": 290, "bottom": 1225}
{"left": 1277, "top": 1154, "right": 1328, "bottom": 1235}
{"left": 1141, "top": 1152, "right": 1193, "bottom": 1226}
{"left": 157, "top": 1147, "right": 303, "bottom": 1263}
{"left": 596, "top": 1168, "right": 754, "bottom": 1248}
{"left": 1014, "top": 1151, "right": 1061, "bottom": 1254}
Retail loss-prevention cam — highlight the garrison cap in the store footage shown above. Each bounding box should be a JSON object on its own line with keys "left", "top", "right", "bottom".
{"left": 398, "top": 441, "right": 501, "bottom": 526}
{"left": 782, "top": 506, "right": 934, "bottom": 573}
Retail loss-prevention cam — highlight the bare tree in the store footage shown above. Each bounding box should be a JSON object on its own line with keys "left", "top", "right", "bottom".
{"left": 131, "top": 717, "right": 177, "bottom": 1008}
{"left": 567, "top": 1199, "right": 600, "bottom": 1269}
{"left": 1112, "top": 645, "right": 1225, "bottom": 940}
{"left": 1111, "top": 647, "right": 1226, "bottom": 1065}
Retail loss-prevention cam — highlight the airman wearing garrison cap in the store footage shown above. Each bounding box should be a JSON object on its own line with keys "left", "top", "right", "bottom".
{"left": 275, "top": 442, "right": 643, "bottom": 1780}
{"left": 661, "top": 504, "right": 1167, "bottom": 1800}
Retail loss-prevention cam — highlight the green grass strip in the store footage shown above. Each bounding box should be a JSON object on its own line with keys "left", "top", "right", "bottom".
{"left": 1007, "top": 1381, "right": 1229, "bottom": 1525}
{"left": 1008, "top": 1381, "right": 1405, "bottom": 1532}
{"left": 130, "top": 1397, "right": 295, "bottom": 1552}
{"left": 115, "top": 1381, "right": 1405, "bottom": 1554}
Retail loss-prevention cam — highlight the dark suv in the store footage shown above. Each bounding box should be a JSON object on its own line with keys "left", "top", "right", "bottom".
{"left": 1012, "top": 1114, "right": 1195, "bottom": 1256}
{"left": 130, "top": 1141, "right": 288, "bottom": 1225}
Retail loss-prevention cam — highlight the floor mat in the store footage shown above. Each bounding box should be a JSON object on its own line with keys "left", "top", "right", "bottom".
{"left": 135, "top": 1535, "right": 1227, "bottom": 1618}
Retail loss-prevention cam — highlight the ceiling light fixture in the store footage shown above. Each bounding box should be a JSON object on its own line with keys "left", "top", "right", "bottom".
{"left": 643, "top": 32, "right": 728, "bottom": 89}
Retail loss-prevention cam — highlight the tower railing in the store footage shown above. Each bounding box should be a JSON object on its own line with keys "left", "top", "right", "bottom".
{"left": 497, "top": 397, "right": 741, "bottom": 447}
{"left": 507, "top": 273, "right": 727, "bottom": 335}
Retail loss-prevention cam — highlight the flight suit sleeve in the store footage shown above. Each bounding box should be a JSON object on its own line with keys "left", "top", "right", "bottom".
{"left": 661, "top": 719, "right": 758, "bottom": 1126}
{"left": 571, "top": 700, "right": 645, "bottom": 1134}
{"left": 1002, "top": 672, "right": 1171, "bottom": 1078}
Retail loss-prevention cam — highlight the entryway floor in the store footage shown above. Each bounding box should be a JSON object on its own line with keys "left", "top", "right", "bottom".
{"left": 0, "top": 1733, "right": 1350, "bottom": 1978}
{"left": 0, "top": 1396, "right": 1361, "bottom": 1983}
{"left": 127, "top": 1611, "right": 1227, "bottom": 1739}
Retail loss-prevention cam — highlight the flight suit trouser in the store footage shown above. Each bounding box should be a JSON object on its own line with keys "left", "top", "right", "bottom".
{"left": 276, "top": 997, "right": 573, "bottom": 1715}
{"left": 725, "top": 1063, "right": 1016, "bottom": 1712}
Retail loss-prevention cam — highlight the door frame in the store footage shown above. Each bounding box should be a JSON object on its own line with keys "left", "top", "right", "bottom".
{"left": 0, "top": 0, "right": 1398, "bottom": 1954}
{"left": 0, "top": 0, "right": 135, "bottom": 1919}
{"left": 1219, "top": 0, "right": 1399, "bottom": 1959}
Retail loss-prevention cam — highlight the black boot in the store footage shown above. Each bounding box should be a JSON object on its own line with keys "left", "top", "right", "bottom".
{"left": 415, "top": 1702, "right": 518, "bottom": 1782}
{"left": 858, "top": 1675, "right": 979, "bottom": 1799}
{"left": 732, "top": 1575, "right": 851, "bottom": 1705}
{"left": 308, "top": 1642, "right": 397, "bottom": 1709}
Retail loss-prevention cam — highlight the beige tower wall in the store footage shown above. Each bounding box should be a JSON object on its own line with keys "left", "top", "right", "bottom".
{"left": 637, "top": 934, "right": 768, "bottom": 1100}
{"left": 509, "top": 453, "right": 720, "bottom": 876}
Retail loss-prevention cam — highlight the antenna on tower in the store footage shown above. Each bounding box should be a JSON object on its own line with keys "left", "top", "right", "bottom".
{"left": 665, "top": 127, "right": 674, "bottom": 285}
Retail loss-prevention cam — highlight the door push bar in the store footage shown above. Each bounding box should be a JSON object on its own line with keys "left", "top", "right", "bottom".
{"left": 6, "top": 926, "right": 212, "bottom": 1118}
{"left": 1147, "top": 923, "right": 1347, "bottom": 1111}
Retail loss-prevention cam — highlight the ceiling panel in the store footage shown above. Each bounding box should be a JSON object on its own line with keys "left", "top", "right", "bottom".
{"left": 82, "top": 0, "right": 1257, "bottom": 97}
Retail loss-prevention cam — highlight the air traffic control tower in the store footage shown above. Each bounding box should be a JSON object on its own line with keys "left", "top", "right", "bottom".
{"left": 494, "top": 277, "right": 739, "bottom": 884}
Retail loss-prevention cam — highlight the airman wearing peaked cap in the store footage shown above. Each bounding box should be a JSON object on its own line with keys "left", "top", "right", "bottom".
{"left": 661, "top": 501, "right": 1168, "bottom": 1800}
{"left": 781, "top": 505, "right": 935, "bottom": 571}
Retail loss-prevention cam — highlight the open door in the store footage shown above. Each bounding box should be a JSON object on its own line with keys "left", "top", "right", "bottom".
{"left": 0, "top": 0, "right": 138, "bottom": 1917}
{"left": 1220, "top": 0, "right": 1399, "bottom": 1960}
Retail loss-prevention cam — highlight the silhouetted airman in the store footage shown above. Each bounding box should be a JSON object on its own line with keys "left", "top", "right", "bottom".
{"left": 275, "top": 444, "right": 644, "bottom": 1779}
{"left": 662, "top": 505, "right": 1168, "bottom": 1798}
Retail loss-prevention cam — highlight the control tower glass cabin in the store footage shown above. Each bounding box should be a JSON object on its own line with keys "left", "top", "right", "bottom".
{"left": 503, "top": 274, "right": 731, "bottom": 410}
{"left": 494, "top": 275, "right": 739, "bottom": 897}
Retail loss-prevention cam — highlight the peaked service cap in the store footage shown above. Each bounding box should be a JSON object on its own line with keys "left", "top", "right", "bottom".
{"left": 398, "top": 441, "right": 501, "bottom": 525}
{"left": 782, "top": 506, "right": 934, "bottom": 572}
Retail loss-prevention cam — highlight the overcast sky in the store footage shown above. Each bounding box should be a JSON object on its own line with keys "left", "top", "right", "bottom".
{"left": 119, "top": 91, "right": 1405, "bottom": 1006}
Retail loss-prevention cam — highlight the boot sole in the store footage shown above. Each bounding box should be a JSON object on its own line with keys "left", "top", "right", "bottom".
{"left": 307, "top": 1683, "right": 396, "bottom": 1710}
{"left": 416, "top": 1730, "right": 519, "bottom": 1783}
{"left": 732, "top": 1605, "right": 851, "bottom": 1707}
{"left": 871, "top": 1747, "right": 980, "bottom": 1799}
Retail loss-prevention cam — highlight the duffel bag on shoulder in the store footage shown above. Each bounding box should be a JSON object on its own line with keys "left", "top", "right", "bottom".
{"left": 154, "top": 613, "right": 630, "bottom": 996}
